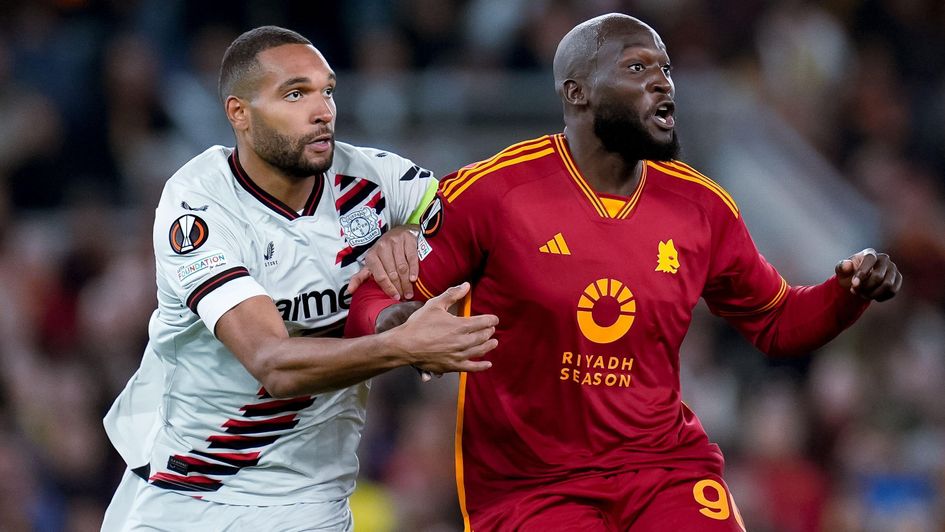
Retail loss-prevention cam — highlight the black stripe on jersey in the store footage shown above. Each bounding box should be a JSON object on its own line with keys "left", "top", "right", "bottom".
{"left": 400, "top": 165, "right": 420, "bottom": 181}
{"left": 337, "top": 174, "right": 356, "bottom": 190}
{"left": 372, "top": 196, "right": 386, "bottom": 214}
{"left": 207, "top": 434, "right": 281, "bottom": 450}
{"left": 223, "top": 414, "right": 300, "bottom": 434}
{"left": 191, "top": 450, "right": 261, "bottom": 468}
{"left": 337, "top": 180, "right": 379, "bottom": 215}
{"left": 167, "top": 455, "right": 242, "bottom": 476}
{"left": 186, "top": 267, "right": 250, "bottom": 314}
{"left": 150, "top": 472, "right": 223, "bottom": 492}
{"left": 240, "top": 396, "right": 316, "bottom": 417}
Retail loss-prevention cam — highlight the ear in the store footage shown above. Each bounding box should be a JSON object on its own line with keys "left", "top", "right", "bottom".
{"left": 225, "top": 95, "right": 250, "bottom": 132}
{"left": 562, "top": 79, "right": 587, "bottom": 106}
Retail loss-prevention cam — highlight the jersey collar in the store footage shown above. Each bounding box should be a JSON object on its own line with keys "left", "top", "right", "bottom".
{"left": 553, "top": 133, "right": 647, "bottom": 220}
{"left": 228, "top": 150, "right": 324, "bottom": 221}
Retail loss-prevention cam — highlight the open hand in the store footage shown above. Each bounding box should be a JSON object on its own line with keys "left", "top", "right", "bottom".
{"left": 391, "top": 282, "right": 498, "bottom": 375}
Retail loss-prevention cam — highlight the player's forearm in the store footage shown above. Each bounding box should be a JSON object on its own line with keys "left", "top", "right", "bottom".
{"left": 255, "top": 331, "right": 412, "bottom": 397}
{"left": 728, "top": 276, "right": 870, "bottom": 357}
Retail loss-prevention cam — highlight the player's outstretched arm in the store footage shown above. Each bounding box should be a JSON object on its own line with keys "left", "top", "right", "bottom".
{"left": 725, "top": 249, "right": 902, "bottom": 357}
{"left": 834, "top": 248, "right": 902, "bottom": 301}
{"left": 347, "top": 224, "right": 420, "bottom": 300}
{"left": 215, "top": 283, "right": 496, "bottom": 398}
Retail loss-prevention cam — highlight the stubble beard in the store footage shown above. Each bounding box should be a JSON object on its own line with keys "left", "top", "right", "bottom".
{"left": 593, "top": 104, "right": 680, "bottom": 163}
{"left": 252, "top": 118, "right": 334, "bottom": 179}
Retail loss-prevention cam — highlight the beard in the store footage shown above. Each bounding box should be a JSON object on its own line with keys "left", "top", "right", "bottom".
{"left": 593, "top": 104, "right": 680, "bottom": 162}
{"left": 251, "top": 117, "right": 334, "bottom": 178}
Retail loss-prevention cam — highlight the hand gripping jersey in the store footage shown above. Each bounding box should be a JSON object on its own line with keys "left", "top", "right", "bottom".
{"left": 104, "top": 142, "right": 435, "bottom": 505}
{"left": 399, "top": 134, "right": 868, "bottom": 525}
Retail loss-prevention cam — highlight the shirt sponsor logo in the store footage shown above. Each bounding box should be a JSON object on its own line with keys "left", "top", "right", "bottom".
{"left": 274, "top": 284, "right": 351, "bottom": 322}
{"left": 177, "top": 253, "right": 227, "bottom": 281}
{"left": 339, "top": 206, "right": 382, "bottom": 247}
{"left": 576, "top": 278, "right": 636, "bottom": 343}
{"left": 562, "top": 278, "right": 638, "bottom": 388}
{"left": 559, "top": 351, "right": 634, "bottom": 388}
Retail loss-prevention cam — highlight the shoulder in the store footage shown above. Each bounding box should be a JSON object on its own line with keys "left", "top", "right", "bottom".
{"left": 161, "top": 146, "right": 235, "bottom": 204}
{"left": 331, "top": 141, "right": 430, "bottom": 183}
{"left": 644, "top": 159, "right": 740, "bottom": 220}
{"left": 438, "top": 134, "right": 559, "bottom": 204}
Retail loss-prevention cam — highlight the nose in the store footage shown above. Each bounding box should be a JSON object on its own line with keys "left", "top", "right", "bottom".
{"left": 648, "top": 70, "right": 672, "bottom": 94}
{"left": 312, "top": 95, "right": 335, "bottom": 123}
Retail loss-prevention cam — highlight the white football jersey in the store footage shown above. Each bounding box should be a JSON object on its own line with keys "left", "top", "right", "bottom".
{"left": 104, "top": 142, "right": 436, "bottom": 505}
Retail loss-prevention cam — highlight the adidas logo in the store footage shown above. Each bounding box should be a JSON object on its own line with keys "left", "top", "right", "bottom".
{"left": 539, "top": 233, "right": 571, "bottom": 255}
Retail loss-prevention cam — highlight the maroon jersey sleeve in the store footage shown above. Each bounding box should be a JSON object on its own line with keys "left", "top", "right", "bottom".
{"left": 344, "top": 278, "right": 397, "bottom": 338}
{"left": 702, "top": 195, "right": 869, "bottom": 356}
{"left": 412, "top": 172, "right": 494, "bottom": 301}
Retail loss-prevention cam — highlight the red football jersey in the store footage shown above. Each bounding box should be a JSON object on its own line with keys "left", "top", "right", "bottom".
{"left": 347, "top": 133, "right": 869, "bottom": 529}
{"left": 415, "top": 134, "right": 787, "bottom": 520}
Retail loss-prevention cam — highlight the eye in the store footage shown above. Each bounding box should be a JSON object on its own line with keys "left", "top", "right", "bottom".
{"left": 662, "top": 64, "right": 672, "bottom": 76}
{"left": 285, "top": 89, "right": 302, "bottom": 102}
{"left": 323, "top": 86, "right": 334, "bottom": 98}
{"left": 628, "top": 63, "right": 645, "bottom": 72}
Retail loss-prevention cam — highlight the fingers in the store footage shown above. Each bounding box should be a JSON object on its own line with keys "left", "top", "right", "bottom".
{"left": 849, "top": 248, "right": 878, "bottom": 289}
{"left": 365, "top": 250, "right": 401, "bottom": 300}
{"left": 429, "top": 282, "right": 470, "bottom": 309}
{"left": 347, "top": 268, "right": 372, "bottom": 294}
{"left": 392, "top": 241, "right": 413, "bottom": 300}
{"left": 839, "top": 249, "right": 903, "bottom": 302}
{"left": 866, "top": 268, "right": 902, "bottom": 302}
{"left": 403, "top": 230, "right": 420, "bottom": 296}
{"left": 835, "top": 259, "right": 855, "bottom": 278}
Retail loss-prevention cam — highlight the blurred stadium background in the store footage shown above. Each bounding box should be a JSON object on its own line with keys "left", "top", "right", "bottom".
{"left": 0, "top": 0, "right": 943, "bottom": 530}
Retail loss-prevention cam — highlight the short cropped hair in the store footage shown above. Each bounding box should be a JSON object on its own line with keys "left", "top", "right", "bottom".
{"left": 218, "top": 26, "right": 311, "bottom": 103}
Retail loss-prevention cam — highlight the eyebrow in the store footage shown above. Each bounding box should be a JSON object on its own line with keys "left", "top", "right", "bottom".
{"left": 275, "top": 73, "right": 336, "bottom": 93}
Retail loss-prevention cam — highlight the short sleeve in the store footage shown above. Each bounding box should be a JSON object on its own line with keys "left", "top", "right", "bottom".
{"left": 153, "top": 188, "right": 267, "bottom": 335}
{"left": 370, "top": 150, "right": 438, "bottom": 225}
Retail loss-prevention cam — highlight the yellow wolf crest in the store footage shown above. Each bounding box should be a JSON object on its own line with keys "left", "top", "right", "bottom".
{"left": 656, "top": 239, "right": 680, "bottom": 274}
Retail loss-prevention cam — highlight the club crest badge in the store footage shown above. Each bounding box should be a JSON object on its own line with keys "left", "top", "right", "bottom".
{"left": 169, "top": 214, "right": 209, "bottom": 254}
{"left": 339, "top": 206, "right": 382, "bottom": 247}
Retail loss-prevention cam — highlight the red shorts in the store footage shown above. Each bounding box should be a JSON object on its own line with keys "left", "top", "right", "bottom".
{"left": 468, "top": 468, "right": 746, "bottom": 531}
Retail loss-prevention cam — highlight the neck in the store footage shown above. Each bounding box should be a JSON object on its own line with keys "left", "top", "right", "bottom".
{"left": 236, "top": 144, "right": 316, "bottom": 212}
{"left": 563, "top": 126, "right": 643, "bottom": 197}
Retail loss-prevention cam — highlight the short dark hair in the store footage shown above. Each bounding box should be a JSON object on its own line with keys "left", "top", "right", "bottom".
{"left": 218, "top": 26, "right": 312, "bottom": 103}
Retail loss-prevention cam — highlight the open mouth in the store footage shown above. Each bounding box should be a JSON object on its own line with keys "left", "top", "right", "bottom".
{"left": 306, "top": 134, "right": 334, "bottom": 151}
{"left": 654, "top": 102, "right": 675, "bottom": 128}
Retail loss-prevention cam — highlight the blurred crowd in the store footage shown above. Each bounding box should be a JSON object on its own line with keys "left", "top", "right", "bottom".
{"left": 0, "top": 0, "right": 943, "bottom": 531}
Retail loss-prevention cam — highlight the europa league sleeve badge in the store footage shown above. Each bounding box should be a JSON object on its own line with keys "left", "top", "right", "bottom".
{"left": 169, "top": 214, "right": 210, "bottom": 254}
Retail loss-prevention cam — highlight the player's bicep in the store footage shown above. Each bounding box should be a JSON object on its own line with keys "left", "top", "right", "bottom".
{"left": 702, "top": 213, "right": 785, "bottom": 317}
{"left": 215, "top": 295, "right": 289, "bottom": 379}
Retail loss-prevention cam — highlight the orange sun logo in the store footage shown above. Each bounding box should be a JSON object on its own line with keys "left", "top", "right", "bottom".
{"left": 576, "top": 278, "right": 636, "bottom": 343}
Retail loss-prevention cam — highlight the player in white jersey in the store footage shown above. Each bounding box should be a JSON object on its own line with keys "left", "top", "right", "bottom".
{"left": 102, "top": 26, "right": 498, "bottom": 531}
